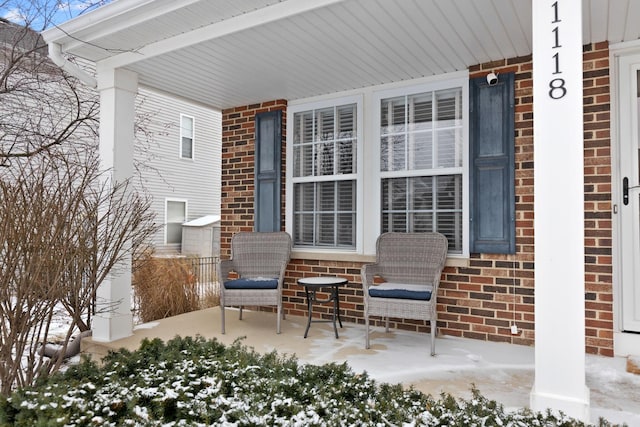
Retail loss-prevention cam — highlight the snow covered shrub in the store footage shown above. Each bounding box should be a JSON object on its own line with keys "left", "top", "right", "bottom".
{"left": 0, "top": 336, "right": 623, "bottom": 426}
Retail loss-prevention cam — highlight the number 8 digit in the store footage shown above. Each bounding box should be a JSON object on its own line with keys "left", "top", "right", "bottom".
{"left": 549, "top": 78, "right": 566, "bottom": 99}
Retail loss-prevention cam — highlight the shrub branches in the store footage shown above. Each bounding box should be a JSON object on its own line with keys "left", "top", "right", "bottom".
{"left": 0, "top": 1, "right": 159, "bottom": 394}
{"left": 0, "top": 336, "right": 619, "bottom": 426}
{"left": 0, "top": 150, "right": 157, "bottom": 395}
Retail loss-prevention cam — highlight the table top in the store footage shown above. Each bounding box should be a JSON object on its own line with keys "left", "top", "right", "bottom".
{"left": 297, "top": 276, "right": 348, "bottom": 286}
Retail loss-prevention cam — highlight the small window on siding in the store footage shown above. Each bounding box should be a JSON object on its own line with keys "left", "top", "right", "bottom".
{"left": 166, "top": 200, "right": 186, "bottom": 244}
{"left": 180, "top": 115, "right": 194, "bottom": 159}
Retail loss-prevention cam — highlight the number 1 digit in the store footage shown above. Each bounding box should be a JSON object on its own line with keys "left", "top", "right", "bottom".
{"left": 551, "top": 1, "right": 561, "bottom": 23}
{"left": 552, "top": 53, "right": 561, "bottom": 74}
{"left": 552, "top": 26, "right": 561, "bottom": 48}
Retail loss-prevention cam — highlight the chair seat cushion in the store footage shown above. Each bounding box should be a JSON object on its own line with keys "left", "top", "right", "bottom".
{"left": 224, "top": 277, "right": 278, "bottom": 289}
{"left": 368, "top": 282, "right": 433, "bottom": 300}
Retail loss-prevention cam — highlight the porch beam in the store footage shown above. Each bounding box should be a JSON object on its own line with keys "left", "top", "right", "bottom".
{"left": 530, "top": 0, "right": 590, "bottom": 421}
{"left": 91, "top": 67, "right": 138, "bottom": 342}
{"left": 45, "top": 0, "right": 202, "bottom": 51}
{"left": 99, "top": 0, "right": 346, "bottom": 70}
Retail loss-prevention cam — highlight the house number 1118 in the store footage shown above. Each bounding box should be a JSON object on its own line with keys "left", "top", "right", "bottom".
{"left": 549, "top": 1, "right": 567, "bottom": 99}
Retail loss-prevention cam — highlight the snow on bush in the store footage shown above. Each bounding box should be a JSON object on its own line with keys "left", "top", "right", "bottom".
{"left": 0, "top": 337, "right": 622, "bottom": 426}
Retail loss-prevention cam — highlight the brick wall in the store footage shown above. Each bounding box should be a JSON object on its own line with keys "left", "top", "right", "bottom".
{"left": 582, "top": 42, "right": 614, "bottom": 356}
{"left": 219, "top": 42, "right": 614, "bottom": 356}
{"left": 220, "top": 100, "right": 287, "bottom": 256}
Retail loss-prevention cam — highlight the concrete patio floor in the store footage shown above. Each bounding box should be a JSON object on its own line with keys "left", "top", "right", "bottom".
{"left": 82, "top": 308, "right": 640, "bottom": 425}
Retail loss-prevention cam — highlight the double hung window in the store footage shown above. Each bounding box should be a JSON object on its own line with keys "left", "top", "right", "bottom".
{"left": 180, "top": 115, "right": 194, "bottom": 159}
{"left": 286, "top": 75, "right": 468, "bottom": 256}
{"left": 166, "top": 200, "right": 186, "bottom": 244}
{"left": 290, "top": 99, "right": 359, "bottom": 248}
{"left": 379, "top": 88, "right": 464, "bottom": 253}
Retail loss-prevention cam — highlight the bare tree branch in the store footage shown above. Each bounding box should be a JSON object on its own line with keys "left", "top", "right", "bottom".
{"left": 0, "top": 2, "right": 160, "bottom": 394}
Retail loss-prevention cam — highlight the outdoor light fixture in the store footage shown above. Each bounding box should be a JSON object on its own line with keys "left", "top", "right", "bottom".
{"left": 486, "top": 72, "right": 498, "bottom": 86}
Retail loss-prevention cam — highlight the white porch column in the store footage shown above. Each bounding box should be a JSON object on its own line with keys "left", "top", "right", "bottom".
{"left": 530, "top": 0, "right": 590, "bottom": 421}
{"left": 92, "top": 67, "right": 138, "bottom": 342}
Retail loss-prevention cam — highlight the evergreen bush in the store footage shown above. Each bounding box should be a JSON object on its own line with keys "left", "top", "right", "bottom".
{"left": 0, "top": 336, "right": 623, "bottom": 426}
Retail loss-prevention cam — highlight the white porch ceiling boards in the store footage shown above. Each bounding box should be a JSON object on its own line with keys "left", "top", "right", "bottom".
{"left": 55, "top": 0, "right": 286, "bottom": 61}
{"left": 583, "top": 0, "right": 640, "bottom": 43}
{"left": 44, "top": 0, "right": 640, "bottom": 110}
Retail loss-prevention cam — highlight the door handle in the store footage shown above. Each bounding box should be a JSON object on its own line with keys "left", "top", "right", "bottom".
{"left": 623, "top": 177, "right": 640, "bottom": 205}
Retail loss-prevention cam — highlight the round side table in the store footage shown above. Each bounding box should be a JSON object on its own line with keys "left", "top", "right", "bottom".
{"left": 297, "top": 276, "right": 347, "bottom": 338}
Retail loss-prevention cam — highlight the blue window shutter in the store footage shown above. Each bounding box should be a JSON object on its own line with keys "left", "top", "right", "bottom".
{"left": 469, "top": 73, "right": 515, "bottom": 254}
{"left": 254, "top": 111, "right": 282, "bottom": 232}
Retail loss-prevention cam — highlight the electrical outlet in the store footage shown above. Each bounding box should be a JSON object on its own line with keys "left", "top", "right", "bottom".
{"left": 511, "top": 324, "right": 519, "bottom": 335}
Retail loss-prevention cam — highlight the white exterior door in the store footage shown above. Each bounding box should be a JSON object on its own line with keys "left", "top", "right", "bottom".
{"left": 619, "top": 53, "right": 640, "bottom": 332}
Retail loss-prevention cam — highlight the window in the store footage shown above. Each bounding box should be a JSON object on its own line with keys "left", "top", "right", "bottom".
{"left": 180, "top": 115, "right": 194, "bottom": 159}
{"left": 166, "top": 200, "right": 186, "bottom": 244}
{"left": 289, "top": 98, "right": 359, "bottom": 248}
{"left": 379, "top": 87, "right": 464, "bottom": 253}
{"left": 286, "top": 74, "right": 468, "bottom": 256}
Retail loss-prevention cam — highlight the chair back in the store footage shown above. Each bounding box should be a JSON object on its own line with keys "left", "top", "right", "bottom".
{"left": 375, "top": 232, "right": 448, "bottom": 285}
{"left": 230, "top": 231, "right": 292, "bottom": 278}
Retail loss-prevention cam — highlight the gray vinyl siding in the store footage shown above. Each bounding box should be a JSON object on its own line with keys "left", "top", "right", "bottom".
{"left": 134, "top": 87, "right": 221, "bottom": 253}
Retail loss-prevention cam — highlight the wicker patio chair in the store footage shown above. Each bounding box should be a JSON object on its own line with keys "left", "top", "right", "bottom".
{"left": 361, "top": 232, "right": 448, "bottom": 355}
{"left": 219, "top": 231, "right": 292, "bottom": 334}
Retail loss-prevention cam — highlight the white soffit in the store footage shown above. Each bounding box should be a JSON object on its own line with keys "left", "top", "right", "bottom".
{"left": 44, "top": 0, "right": 286, "bottom": 61}
{"left": 44, "top": 0, "right": 640, "bottom": 110}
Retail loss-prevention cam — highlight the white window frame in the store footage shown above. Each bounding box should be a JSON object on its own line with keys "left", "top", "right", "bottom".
{"left": 180, "top": 114, "right": 195, "bottom": 160}
{"left": 165, "top": 199, "right": 188, "bottom": 245}
{"left": 286, "top": 72, "right": 469, "bottom": 257}
{"left": 286, "top": 95, "right": 364, "bottom": 253}
{"left": 373, "top": 78, "right": 469, "bottom": 256}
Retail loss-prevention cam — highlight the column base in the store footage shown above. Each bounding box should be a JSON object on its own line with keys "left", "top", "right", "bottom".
{"left": 530, "top": 386, "right": 590, "bottom": 423}
{"left": 91, "top": 312, "right": 133, "bottom": 342}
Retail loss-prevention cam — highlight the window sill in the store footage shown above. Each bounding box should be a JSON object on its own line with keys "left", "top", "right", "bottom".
{"left": 445, "top": 256, "right": 469, "bottom": 268}
{"left": 291, "top": 250, "right": 469, "bottom": 267}
{"left": 291, "top": 250, "right": 376, "bottom": 263}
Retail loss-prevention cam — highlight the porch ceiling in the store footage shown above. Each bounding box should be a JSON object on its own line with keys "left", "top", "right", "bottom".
{"left": 43, "top": 0, "right": 640, "bottom": 110}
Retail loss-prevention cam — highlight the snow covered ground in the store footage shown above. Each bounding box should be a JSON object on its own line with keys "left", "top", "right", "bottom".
{"left": 47, "top": 307, "right": 640, "bottom": 426}
{"left": 300, "top": 318, "right": 640, "bottom": 427}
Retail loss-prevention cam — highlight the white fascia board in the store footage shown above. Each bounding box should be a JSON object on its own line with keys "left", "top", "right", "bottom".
{"left": 42, "top": 0, "right": 200, "bottom": 44}
{"left": 99, "top": 0, "right": 346, "bottom": 70}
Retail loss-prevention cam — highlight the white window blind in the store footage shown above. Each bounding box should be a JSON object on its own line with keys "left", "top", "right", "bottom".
{"left": 292, "top": 103, "right": 357, "bottom": 248}
{"left": 380, "top": 88, "right": 464, "bottom": 253}
{"left": 180, "top": 115, "right": 194, "bottom": 159}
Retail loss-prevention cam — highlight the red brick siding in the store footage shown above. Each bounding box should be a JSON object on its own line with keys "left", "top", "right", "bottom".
{"left": 582, "top": 42, "right": 614, "bottom": 356}
{"left": 220, "top": 100, "right": 287, "bottom": 257}
{"left": 451, "top": 55, "right": 537, "bottom": 346}
{"left": 219, "top": 43, "right": 614, "bottom": 355}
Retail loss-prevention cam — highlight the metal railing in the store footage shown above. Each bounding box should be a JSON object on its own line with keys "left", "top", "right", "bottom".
{"left": 187, "top": 256, "right": 220, "bottom": 304}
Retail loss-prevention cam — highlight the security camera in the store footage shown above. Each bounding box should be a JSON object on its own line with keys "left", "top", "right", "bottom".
{"left": 486, "top": 72, "right": 498, "bottom": 86}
